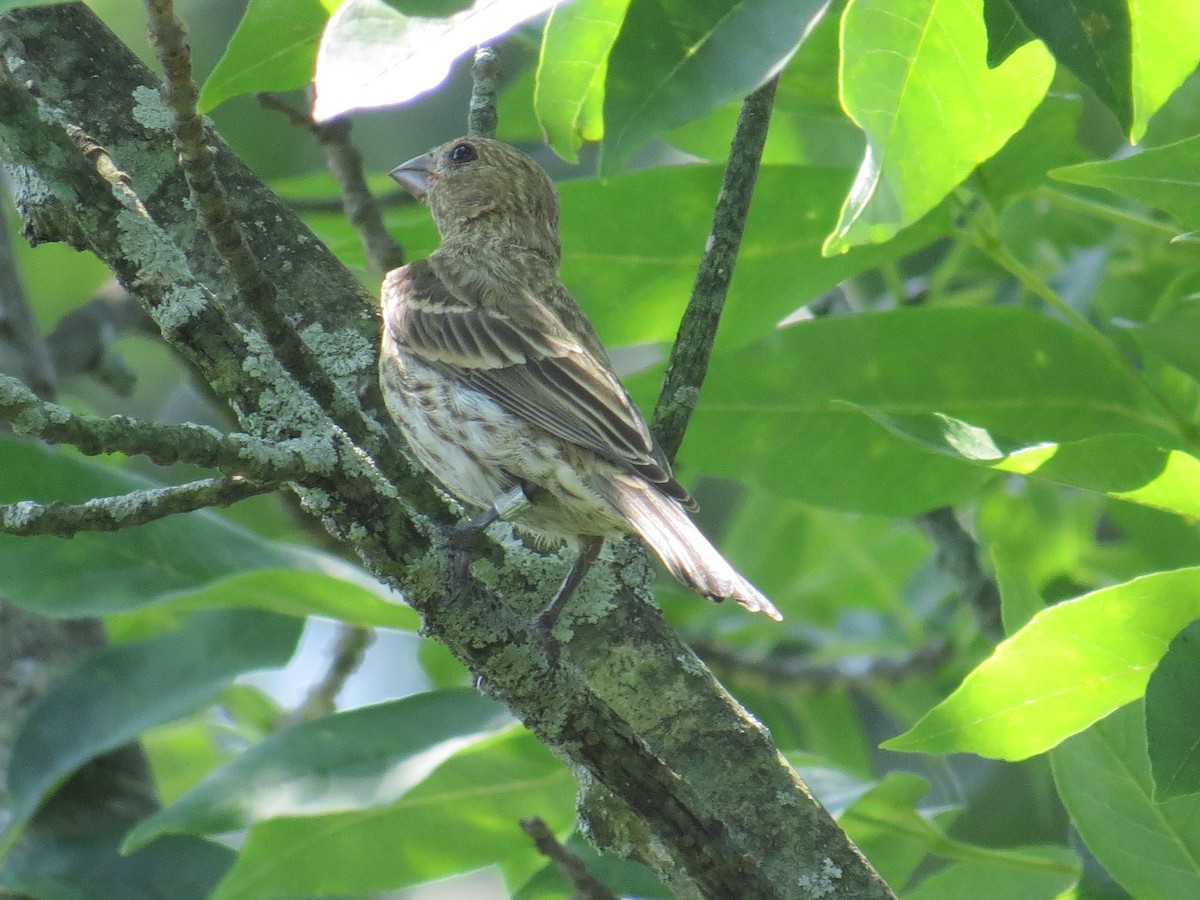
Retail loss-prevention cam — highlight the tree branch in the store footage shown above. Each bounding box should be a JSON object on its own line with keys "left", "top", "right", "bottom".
{"left": 652, "top": 76, "right": 778, "bottom": 463}
{"left": 468, "top": 46, "right": 501, "bottom": 139}
{"left": 0, "top": 476, "right": 273, "bottom": 537}
{"left": 521, "top": 816, "right": 618, "bottom": 900}
{"left": 0, "top": 372, "right": 322, "bottom": 482}
{"left": 256, "top": 92, "right": 403, "bottom": 276}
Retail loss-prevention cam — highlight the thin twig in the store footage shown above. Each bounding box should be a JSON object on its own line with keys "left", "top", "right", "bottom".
{"left": 695, "top": 636, "right": 951, "bottom": 690}
{"left": 144, "top": 1, "right": 273, "bottom": 315}
{"left": 468, "top": 47, "right": 501, "bottom": 139}
{"left": 0, "top": 203, "right": 56, "bottom": 399}
{"left": 520, "top": 817, "right": 619, "bottom": 900}
{"left": 0, "top": 476, "right": 274, "bottom": 537}
{"left": 916, "top": 507, "right": 1001, "bottom": 635}
{"left": 964, "top": 217, "right": 1200, "bottom": 446}
{"left": 282, "top": 625, "right": 375, "bottom": 725}
{"left": 0, "top": 372, "right": 319, "bottom": 483}
{"left": 651, "top": 76, "right": 778, "bottom": 463}
{"left": 45, "top": 282, "right": 155, "bottom": 396}
{"left": 255, "top": 93, "right": 402, "bottom": 276}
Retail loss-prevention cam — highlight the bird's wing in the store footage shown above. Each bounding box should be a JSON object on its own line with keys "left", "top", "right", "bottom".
{"left": 382, "top": 260, "right": 690, "bottom": 503}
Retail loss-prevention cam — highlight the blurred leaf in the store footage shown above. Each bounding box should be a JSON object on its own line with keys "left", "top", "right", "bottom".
{"left": 142, "top": 718, "right": 227, "bottom": 806}
{"left": 983, "top": 0, "right": 1035, "bottom": 68}
{"left": 978, "top": 93, "right": 1086, "bottom": 202}
{"left": 198, "top": 0, "right": 337, "bottom": 112}
{"left": 1052, "top": 136, "right": 1200, "bottom": 229}
{"left": 1145, "top": 621, "right": 1200, "bottom": 800}
{"left": 1008, "top": 0, "right": 1132, "bottom": 133}
{"left": 828, "top": 0, "right": 1053, "bottom": 253}
{"left": 3, "top": 609, "right": 302, "bottom": 848}
{"left": 1052, "top": 702, "right": 1200, "bottom": 898}
{"left": 990, "top": 544, "right": 1045, "bottom": 636}
{"left": 1136, "top": 295, "right": 1200, "bottom": 380}
{"left": 155, "top": 567, "right": 419, "bottom": 630}
{"left": 312, "top": 0, "right": 557, "bottom": 121}
{"left": 719, "top": 488, "right": 929, "bottom": 625}
{"left": 904, "top": 846, "right": 1079, "bottom": 899}
{"left": 1, "top": 828, "right": 233, "bottom": 900}
{"left": 669, "top": 306, "right": 1169, "bottom": 515}
{"left": 515, "top": 832, "right": 667, "bottom": 899}
{"left": 209, "top": 729, "right": 574, "bottom": 899}
{"left": 662, "top": 7, "right": 864, "bottom": 168}
{"left": 884, "top": 568, "right": 1200, "bottom": 760}
{"left": 856, "top": 411, "right": 1200, "bottom": 520}
{"left": 839, "top": 772, "right": 941, "bottom": 889}
{"left": 0, "top": 438, "right": 404, "bottom": 622}
{"left": 557, "top": 164, "right": 948, "bottom": 350}
{"left": 535, "top": 0, "right": 629, "bottom": 162}
{"left": 124, "top": 689, "right": 511, "bottom": 851}
{"left": 600, "top": 0, "right": 831, "bottom": 173}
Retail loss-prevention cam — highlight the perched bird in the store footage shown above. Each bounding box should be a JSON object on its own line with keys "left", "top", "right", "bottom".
{"left": 380, "top": 136, "right": 781, "bottom": 636}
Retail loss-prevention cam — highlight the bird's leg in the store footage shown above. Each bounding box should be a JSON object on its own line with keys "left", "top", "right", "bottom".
{"left": 535, "top": 535, "right": 604, "bottom": 664}
{"left": 448, "top": 484, "right": 531, "bottom": 580}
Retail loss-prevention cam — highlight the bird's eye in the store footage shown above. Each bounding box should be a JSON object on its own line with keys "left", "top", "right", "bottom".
{"left": 449, "top": 142, "right": 477, "bottom": 164}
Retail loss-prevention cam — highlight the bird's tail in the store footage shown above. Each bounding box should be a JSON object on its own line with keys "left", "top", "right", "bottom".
{"left": 608, "top": 474, "right": 782, "bottom": 621}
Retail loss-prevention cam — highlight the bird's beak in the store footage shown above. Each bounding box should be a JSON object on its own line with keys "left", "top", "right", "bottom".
{"left": 389, "top": 152, "right": 437, "bottom": 201}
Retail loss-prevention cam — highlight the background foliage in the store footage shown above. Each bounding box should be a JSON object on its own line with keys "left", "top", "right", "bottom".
{"left": 4, "top": 0, "right": 1200, "bottom": 896}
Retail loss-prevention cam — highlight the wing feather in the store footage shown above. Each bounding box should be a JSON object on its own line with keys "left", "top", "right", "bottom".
{"left": 382, "top": 260, "right": 690, "bottom": 504}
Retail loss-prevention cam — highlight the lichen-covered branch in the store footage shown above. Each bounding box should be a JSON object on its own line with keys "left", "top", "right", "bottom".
{"left": 651, "top": 76, "right": 779, "bottom": 463}
{"left": 0, "top": 373, "right": 321, "bottom": 482}
{"left": 0, "top": 476, "right": 272, "bottom": 537}
{"left": 256, "top": 92, "right": 402, "bottom": 277}
{"left": 467, "top": 46, "right": 500, "bottom": 139}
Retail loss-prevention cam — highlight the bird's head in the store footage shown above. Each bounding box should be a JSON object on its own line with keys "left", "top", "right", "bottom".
{"left": 390, "top": 137, "right": 560, "bottom": 258}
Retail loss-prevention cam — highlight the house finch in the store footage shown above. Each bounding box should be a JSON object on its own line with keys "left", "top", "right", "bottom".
{"left": 381, "top": 136, "right": 781, "bottom": 635}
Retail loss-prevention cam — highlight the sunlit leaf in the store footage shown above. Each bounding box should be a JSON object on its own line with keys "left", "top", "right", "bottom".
{"left": 312, "top": 0, "right": 557, "bottom": 122}
{"left": 884, "top": 569, "right": 1200, "bottom": 760}
{"left": 828, "top": 0, "right": 1053, "bottom": 252}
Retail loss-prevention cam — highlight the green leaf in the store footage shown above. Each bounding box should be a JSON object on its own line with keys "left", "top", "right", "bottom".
{"left": 123, "top": 689, "right": 511, "bottom": 851}
{"left": 662, "top": 6, "right": 864, "bottom": 168}
{"left": 838, "top": 773, "right": 943, "bottom": 889}
{"left": 1008, "top": 0, "right": 1133, "bottom": 133}
{"left": 1135, "top": 295, "right": 1200, "bottom": 380}
{"left": 718, "top": 488, "right": 930, "bottom": 626}
{"left": 198, "top": 0, "right": 337, "bottom": 113}
{"left": 855, "top": 411, "right": 1200, "bottom": 520}
{"left": 600, "top": 0, "right": 832, "bottom": 174}
{"left": 534, "top": 0, "right": 629, "bottom": 162}
{"left": 555, "top": 164, "right": 948, "bottom": 351}
{"left": 883, "top": 568, "right": 1200, "bottom": 760}
{"left": 983, "top": 0, "right": 1035, "bottom": 68}
{"left": 153, "top": 567, "right": 419, "bottom": 630}
{"left": 1128, "top": 0, "right": 1200, "bottom": 142}
{"left": 0, "top": 438, "right": 406, "bottom": 623}
{"left": 3, "top": 609, "right": 302, "bottom": 849}
{"left": 671, "top": 306, "right": 1168, "bottom": 515}
{"left": 312, "top": 0, "right": 558, "bottom": 122}
{"left": 1145, "top": 620, "right": 1200, "bottom": 800}
{"left": 977, "top": 93, "right": 1086, "bottom": 202}
{"left": 1052, "top": 702, "right": 1200, "bottom": 898}
{"left": 209, "top": 729, "right": 575, "bottom": 899}
{"left": 1, "top": 829, "right": 233, "bottom": 900}
{"left": 1052, "top": 135, "right": 1200, "bottom": 229}
{"left": 904, "top": 847, "right": 1079, "bottom": 900}
{"left": 828, "top": 0, "right": 1054, "bottom": 253}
